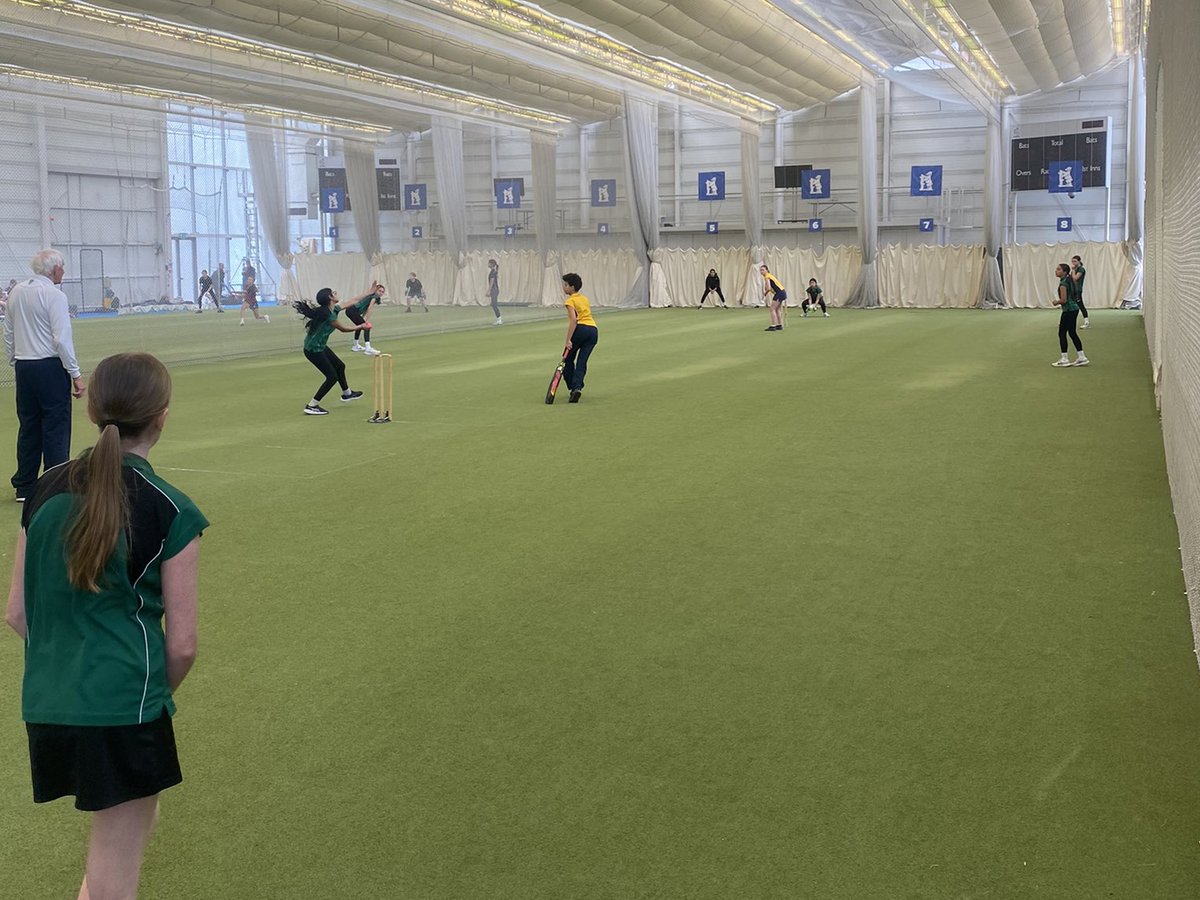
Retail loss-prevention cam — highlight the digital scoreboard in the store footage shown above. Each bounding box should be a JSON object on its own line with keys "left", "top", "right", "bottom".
{"left": 1010, "top": 118, "right": 1110, "bottom": 192}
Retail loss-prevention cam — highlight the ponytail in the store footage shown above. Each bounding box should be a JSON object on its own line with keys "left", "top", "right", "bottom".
{"left": 66, "top": 424, "right": 129, "bottom": 592}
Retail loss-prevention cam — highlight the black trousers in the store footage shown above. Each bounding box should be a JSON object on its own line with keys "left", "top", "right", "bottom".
{"left": 564, "top": 325, "right": 598, "bottom": 392}
{"left": 699, "top": 287, "right": 725, "bottom": 305}
{"left": 12, "top": 358, "right": 72, "bottom": 494}
{"left": 802, "top": 297, "right": 826, "bottom": 312}
{"left": 1059, "top": 309, "right": 1083, "bottom": 353}
{"left": 1076, "top": 298, "right": 1089, "bottom": 318}
{"left": 304, "top": 348, "right": 348, "bottom": 401}
{"left": 490, "top": 292, "right": 500, "bottom": 317}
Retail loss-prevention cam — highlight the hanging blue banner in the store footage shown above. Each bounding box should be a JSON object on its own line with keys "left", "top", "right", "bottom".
{"left": 404, "top": 184, "right": 427, "bottom": 210}
{"left": 910, "top": 166, "right": 943, "bottom": 197}
{"left": 320, "top": 187, "right": 346, "bottom": 214}
{"left": 1048, "top": 161, "right": 1082, "bottom": 193}
{"left": 698, "top": 171, "right": 726, "bottom": 201}
{"left": 590, "top": 179, "right": 616, "bottom": 207}
{"left": 801, "top": 169, "right": 831, "bottom": 200}
{"left": 495, "top": 180, "right": 521, "bottom": 209}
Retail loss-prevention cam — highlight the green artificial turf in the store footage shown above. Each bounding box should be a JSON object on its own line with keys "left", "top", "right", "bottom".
{"left": 1, "top": 307, "right": 1198, "bottom": 898}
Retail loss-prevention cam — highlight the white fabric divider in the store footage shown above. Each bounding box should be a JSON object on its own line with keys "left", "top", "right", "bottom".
{"left": 1121, "top": 53, "right": 1146, "bottom": 306}
{"left": 531, "top": 133, "right": 564, "bottom": 307}
{"left": 372, "top": 253, "right": 454, "bottom": 306}
{"left": 294, "top": 253, "right": 371, "bottom": 304}
{"left": 344, "top": 140, "right": 382, "bottom": 262}
{"left": 656, "top": 247, "right": 751, "bottom": 307}
{"left": 459, "top": 251, "right": 542, "bottom": 306}
{"left": 432, "top": 117, "right": 469, "bottom": 305}
{"left": 752, "top": 246, "right": 862, "bottom": 307}
{"left": 1003, "top": 242, "right": 1131, "bottom": 309}
{"left": 845, "top": 77, "right": 880, "bottom": 309}
{"left": 622, "top": 94, "right": 667, "bottom": 307}
{"left": 978, "top": 112, "right": 1006, "bottom": 308}
{"left": 560, "top": 249, "right": 642, "bottom": 308}
{"left": 878, "top": 244, "right": 987, "bottom": 308}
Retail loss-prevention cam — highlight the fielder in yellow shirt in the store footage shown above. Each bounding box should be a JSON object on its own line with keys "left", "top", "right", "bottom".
{"left": 562, "top": 273, "right": 598, "bottom": 403}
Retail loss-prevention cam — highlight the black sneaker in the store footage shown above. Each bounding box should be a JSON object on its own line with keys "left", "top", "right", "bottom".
{"left": 568, "top": 390, "right": 582, "bottom": 403}
{"left": 341, "top": 390, "right": 363, "bottom": 402}
{"left": 304, "top": 405, "right": 329, "bottom": 416}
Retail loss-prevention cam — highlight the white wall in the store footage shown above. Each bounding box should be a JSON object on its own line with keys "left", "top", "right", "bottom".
{"left": 0, "top": 95, "right": 169, "bottom": 307}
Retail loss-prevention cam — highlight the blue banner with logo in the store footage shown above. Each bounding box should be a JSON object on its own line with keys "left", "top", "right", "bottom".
{"left": 910, "top": 166, "right": 943, "bottom": 197}
{"left": 801, "top": 169, "right": 831, "bottom": 200}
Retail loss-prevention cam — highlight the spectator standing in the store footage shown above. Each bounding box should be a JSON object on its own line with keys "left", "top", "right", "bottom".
{"left": 3, "top": 249, "right": 86, "bottom": 502}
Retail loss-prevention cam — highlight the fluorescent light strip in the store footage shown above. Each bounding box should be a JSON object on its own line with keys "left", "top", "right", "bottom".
{"left": 424, "top": 0, "right": 777, "bottom": 115}
{"left": 768, "top": 0, "right": 892, "bottom": 71}
{"left": 11, "top": 0, "right": 569, "bottom": 125}
{"left": 0, "top": 64, "right": 393, "bottom": 133}
{"left": 893, "top": 0, "right": 1010, "bottom": 96}
{"left": 928, "top": 0, "right": 1011, "bottom": 91}
{"left": 1111, "top": 0, "right": 1127, "bottom": 54}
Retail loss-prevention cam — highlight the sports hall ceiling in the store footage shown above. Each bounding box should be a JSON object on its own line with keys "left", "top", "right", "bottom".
{"left": 0, "top": 0, "right": 1142, "bottom": 134}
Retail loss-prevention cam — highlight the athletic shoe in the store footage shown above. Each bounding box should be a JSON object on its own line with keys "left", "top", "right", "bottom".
{"left": 721, "top": 304, "right": 728, "bottom": 309}
{"left": 239, "top": 320, "right": 245, "bottom": 326}
{"left": 1051, "top": 358, "right": 1073, "bottom": 367}
{"left": 405, "top": 307, "right": 412, "bottom": 312}
{"left": 823, "top": 312, "right": 830, "bottom": 318}
{"left": 304, "top": 405, "right": 329, "bottom": 415}
{"left": 802, "top": 311, "right": 808, "bottom": 317}
{"left": 341, "top": 390, "right": 364, "bottom": 401}
{"left": 568, "top": 390, "right": 582, "bottom": 403}
{"left": 364, "top": 347, "right": 382, "bottom": 356}
{"left": 195, "top": 309, "right": 203, "bottom": 314}
{"left": 1073, "top": 356, "right": 1090, "bottom": 367}
{"left": 493, "top": 317, "right": 503, "bottom": 326}
{"left": 1081, "top": 319, "right": 1090, "bottom": 329}
{"left": 264, "top": 315, "right": 270, "bottom": 324}
{"left": 351, "top": 344, "right": 364, "bottom": 352}
{"left": 15, "top": 492, "right": 26, "bottom": 503}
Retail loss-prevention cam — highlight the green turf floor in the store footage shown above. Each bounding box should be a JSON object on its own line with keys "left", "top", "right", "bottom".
{"left": 1, "top": 307, "right": 1199, "bottom": 898}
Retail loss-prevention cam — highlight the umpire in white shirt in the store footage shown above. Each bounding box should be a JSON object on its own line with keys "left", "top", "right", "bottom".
{"left": 3, "top": 249, "right": 86, "bottom": 501}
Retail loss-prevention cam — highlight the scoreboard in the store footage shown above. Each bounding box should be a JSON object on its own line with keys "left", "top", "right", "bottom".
{"left": 1010, "top": 118, "right": 1109, "bottom": 192}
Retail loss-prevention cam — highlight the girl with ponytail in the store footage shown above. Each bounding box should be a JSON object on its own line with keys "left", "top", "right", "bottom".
{"left": 293, "top": 281, "right": 381, "bottom": 415}
{"left": 5, "top": 351, "right": 208, "bottom": 900}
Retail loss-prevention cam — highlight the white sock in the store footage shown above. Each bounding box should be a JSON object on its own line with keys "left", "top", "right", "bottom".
{"left": 364, "top": 342, "right": 372, "bottom": 350}
{"left": 1060, "top": 353, "right": 1069, "bottom": 362}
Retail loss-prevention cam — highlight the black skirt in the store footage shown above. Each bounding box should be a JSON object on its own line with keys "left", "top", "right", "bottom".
{"left": 27, "top": 710, "right": 182, "bottom": 811}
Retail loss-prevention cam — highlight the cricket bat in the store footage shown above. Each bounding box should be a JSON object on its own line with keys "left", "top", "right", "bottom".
{"left": 545, "top": 346, "right": 569, "bottom": 404}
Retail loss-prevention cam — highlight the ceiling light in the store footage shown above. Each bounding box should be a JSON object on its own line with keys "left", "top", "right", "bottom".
{"left": 1111, "top": 0, "right": 1127, "bottom": 54}
{"left": 0, "top": 64, "right": 393, "bottom": 133}
{"left": 11, "top": 0, "right": 569, "bottom": 125}
{"left": 421, "top": 0, "right": 778, "bottom": 117}
{"left": 892, "top": 0, "right": 1011, "bottom": 97}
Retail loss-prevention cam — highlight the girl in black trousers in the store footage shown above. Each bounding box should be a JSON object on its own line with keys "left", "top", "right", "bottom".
{"left": 698, "top": 269, "right": 727, "bottom": 308}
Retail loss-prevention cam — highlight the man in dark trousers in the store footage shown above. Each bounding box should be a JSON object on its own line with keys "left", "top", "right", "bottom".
{"left": 196, "top": 269, "right": 217, "bottom": 312}
{"left": 698, "top": 268, "right": 727, "bottom": 308}
{"left": 2, "top": 249, "right": 86, "bottom": 502}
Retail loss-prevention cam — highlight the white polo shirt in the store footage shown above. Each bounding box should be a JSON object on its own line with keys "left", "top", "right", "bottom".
{"left": 3, "top": 274, "right": 81, "bottom": 378}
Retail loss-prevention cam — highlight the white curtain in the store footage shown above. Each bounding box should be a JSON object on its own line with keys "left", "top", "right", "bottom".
{"left": 561, "top": 249, "right": 642, "bottom": 308}
{"left": 878, "top": 244, "right": 987, "bottom": 307}
{"left": 531, "top": 131, "right": 564, "bottom": 307}
{"left": 622, "top": 93, "right": 669, "bottom": 308}
{"left": 740, "top": 120, "right": 766, "bottom": 309}
{"left": 656, "top": 247, "right": 753, "bottom": 308}
{"left": 1003, "top": 242, "right": 1131, "bottom": 308}
{"left": 432, "top": 116, "right": 470, "bottom": 305}
{"left": 977, "top": 111, "right": 1007, "bottom": 308}
{"left": 1121, "top": 53, "right": 1146, "bottom": 307}
{"left": 374, "top": 252, "right": 455, "bottom": 306}
{"left": 294, "top": 252, "right": 371, "bottom": 303}
{"left": 244, "top": 116, "right": 301, "bottom": 302}
{"left": 344, "top": 139, "right": 382, "bottom": 263}
{"left": 735, "top": 246, "right": 863, "bottom": 307}
{"left": 845, "top": 77, "right": 880, "bottom": 308}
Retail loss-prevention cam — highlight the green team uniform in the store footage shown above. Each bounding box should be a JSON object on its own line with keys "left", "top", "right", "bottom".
{"left": 1060, "top": 275, "right": 1078, "bottom": 312}
{"left": 303, "top": 307, "right": 339, "bottom": 353}
{"left": 1071, "top": 265, "right": 1086, "bottom": 303}
{"left": 20, "top": 454, "right": 208, "bottom": 726}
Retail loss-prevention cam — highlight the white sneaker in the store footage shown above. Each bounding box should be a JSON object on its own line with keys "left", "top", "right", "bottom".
{"left": 364, "top": 347, "right": 381, "bottom": 356}
{"left": 351, "top": 344, "right": 363, "bottom": 352}
{"left": 264, "top": 315, "right": 270, "bottom": 324}
{"left": 493, "top": 317, "right": 503, "bottom": 326}
{"left": 239, "top": 320, "right": 245, "bottom": 326}
{"left": 1081, "top": 319, "right": 1090, "bottom": 329}
{"left": 1073, "top": 356, "right": 1090, "bottom": 366}
{"left": 1051, "top": 358, "right": 1072, "bottom": 367}
{"left": 823, "top": 312, "right": 830, "bottom": 318}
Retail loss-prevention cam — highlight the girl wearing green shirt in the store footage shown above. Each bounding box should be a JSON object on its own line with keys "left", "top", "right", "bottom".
{"left": 6, "top": 352, "right": 208, "bottom": 900}
{"left": 1052, "top": 262, "right": 1089, "bottom": 367}
{"left": 293, "top": 283, "right": 379, "bottom": 415}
